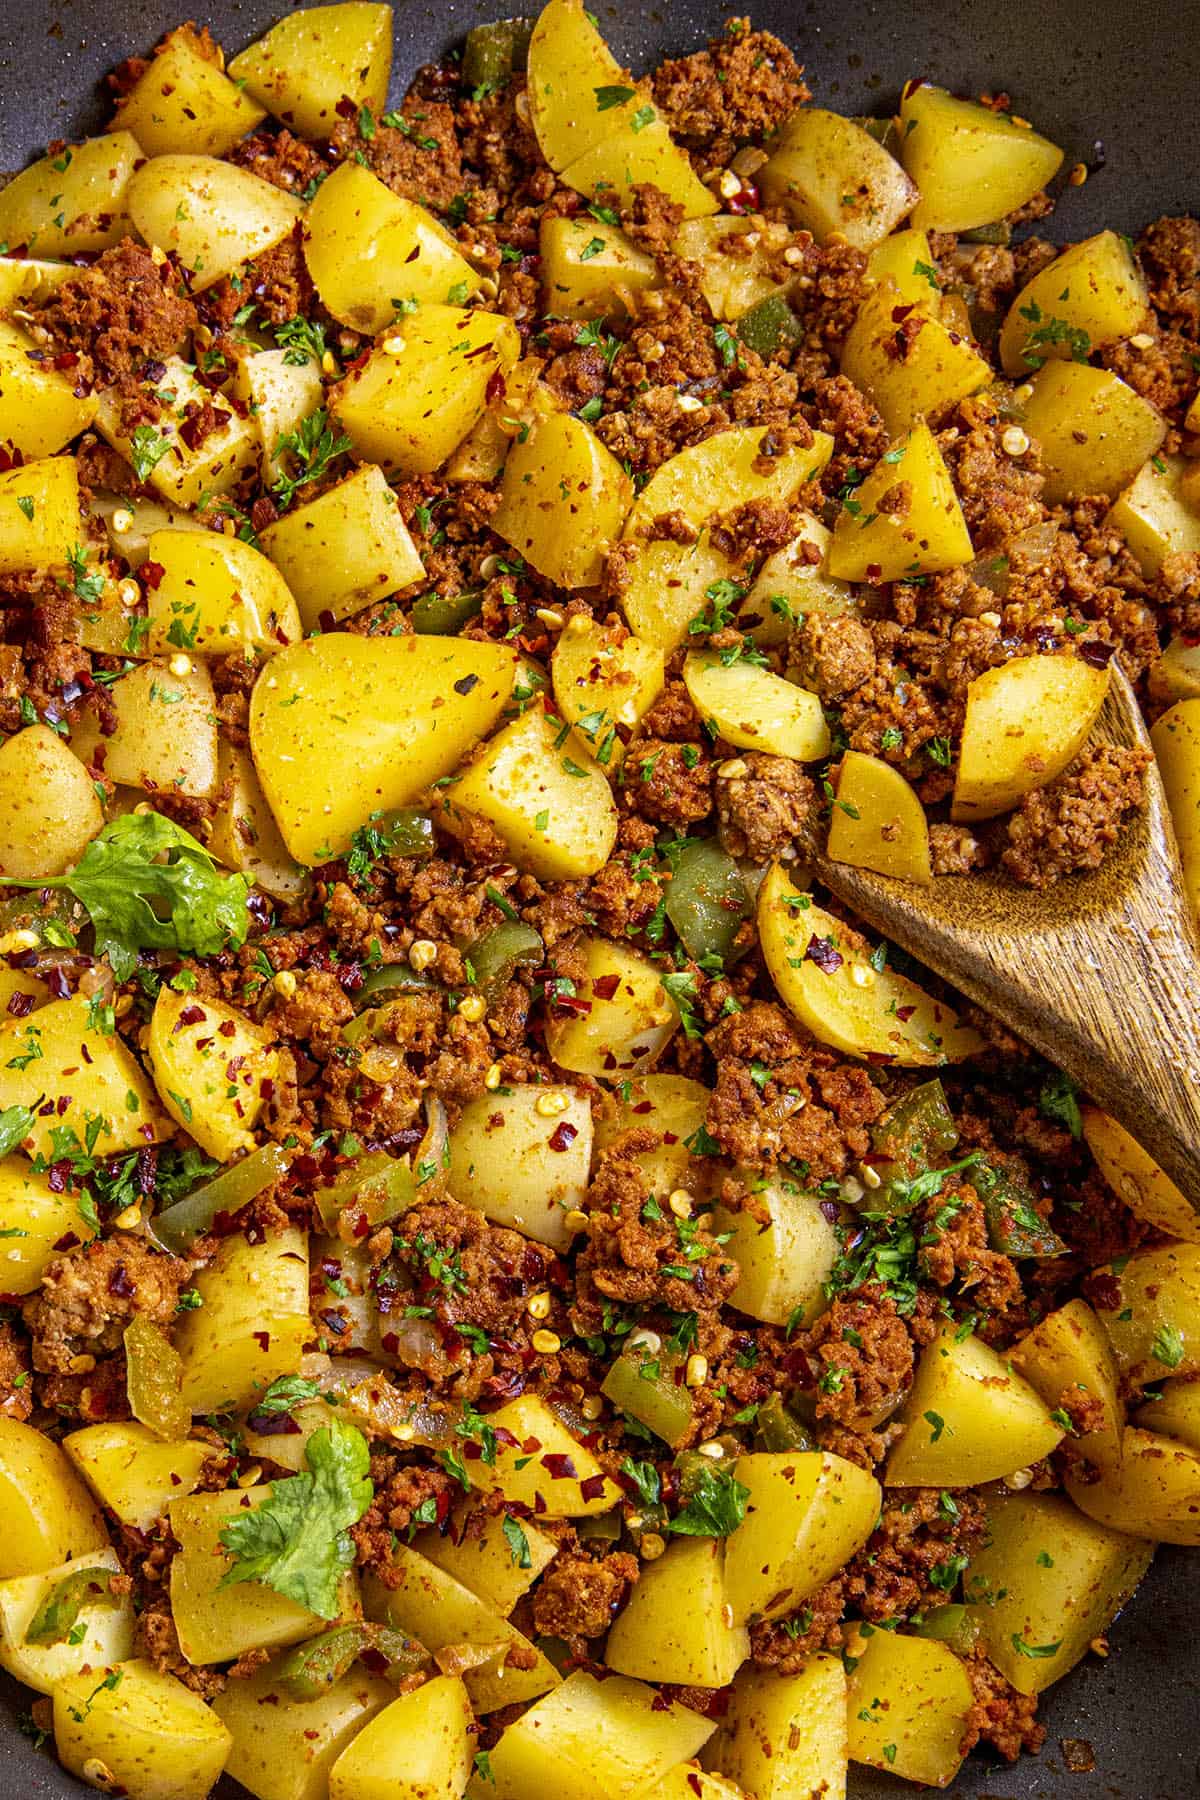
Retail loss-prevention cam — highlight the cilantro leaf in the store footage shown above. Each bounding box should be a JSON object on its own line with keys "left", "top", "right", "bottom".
{"left": 1039, "top": 1070, "right": 1082, "bottom": 1139}
{"left": 272, "top": 408, "right": 352, "bottom": 510}
{"left": 594, "top": 84, "right": 636, "bottom": 110}
{"left": 502, "top": 1514, "right": 532, "bottom": 1569}
{"left": 0, "top": 1104, "right": 34, "bottom": 1157}
{"left": 620, "top": 1457, "right": 662, "bottom": 1509}
{"left": 1010, "top": 1632, "right": 1062, "bottom": 1659}
{"left": 252, "top": 1375, "right": 324, "bottom": 1417}
{"left": 669, "top": 1464, "right": 749, "bottom": 1538}
{"left": 1150, "top": 1321, "right": 1185, "bottom": 1370}
{"left": 218, "top": 1419, "right": 373, "bottom": 1619}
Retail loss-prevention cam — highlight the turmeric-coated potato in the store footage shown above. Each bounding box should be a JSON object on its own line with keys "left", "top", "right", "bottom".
{"left": 886, "top": 1325, "right": 1064, "bottom": 1486}
{"left": 605, "top": 1536, "right": 749, "bottom": 1688}
{"left": 54, "top": 1659, "right": 233, "bottom": 1800}
{"left": 125, "top": 153, "right": 303, "bottom": 291}
{"left": 544, "top": 935, "right": 679, "bottom": 1079}
{"left": 739, "top": 515, "right": 856, "bottom": 646}
{"left": 551, "top": 616, "right": 664, "bottom": 759}
{"left": 214, "top": 1656, "right": 392, "bottom": 1800}
{"left": 1152, "top": 696, "right": 1200, "bottom": 926}
{"left": 827, "top": 420, "right": 974, "bottom": 583}
{"left": 0, "top": 132, "right": 142, "bottom": 257}
{"left": 95, "top": 356, "right": 258, "bottom": 507}
{"left": 1065, "top": 1427, "right": 1200, "bottom": 1545}
{"left": 0, "top": 723, "right": 102, "bottom": 878}
{"left": 0, "top": 994, "right": 170, "bottom": 1160}
{"left": 703, "top": 1659, "right": 847, "bottom": 1800}
{"left": 760, "top": 108, "right": 917, "bottom": 249}
{"left": 1019, "top": 361, "right": 1166, "bottom": 503}
{"left": 0, "top": 1545, "right": 134, "bottom": 1696}
{"left": 1090, "top": 1242, "right": 1200, "bottom": 1383}
{"left": 0, "top": 1417, "right": 108, "bottom": 1580}
{"left": 725, "top": 1451, "right": 881, "bottom": 1625}
{"left": 464, "top": 1394, "right": 621, "bottom": 1518}
{"left": 145, "top": 528, "right": 301, "bottom": 657}
{"left": 1107, "top": 453, "right": 1200, "bottom": 577}
{"left": 1081, "top": 1104, "right": 1200, "bottom": 1243}
{"left": 1009, "top": 1297, "right": 1125, "bottom": 1470}
{"left": 1135, "top": 1377, "right": 1200, "bottom": 1453}
{"left": 672, "top": 215, "right": 787, "bottom": 320}
{"left": 112, "top": 24, "right": 266, "bottom": 156}
{"left": 0, "top": 454, "right": 81, "bottom": 576}
{"left": 899, "top": 83, "right": 1063, "bottom": 233}
{"left": 209, "top": 740, "right": 308, "bottom": 903}
{"left": 846, "top": 1630, "right": 974, "bottom": 1787}
{"left": 64, "top": 1423, "right": 219, "bottom": 1534}
{"left": 559, "top": 110, "right": 716, "bottom": 220}
{"left": 951, "top": 653, "right": 1110, "bottom": 823}
{"left": 864, "top": 225, "right": 941, "bottom": 305}
{"left": 712, "top": 1179, "right": 839, "bottom": 1329}
{"left": 0, "top": 318, "right": 97, "bottom": 457}
{"left": 492, "top": 409, "right": 632, "bottom": 587}
{"left": 827, "top": 749, "right": 932, "bottom": 884}
{"left": 840, "top": 279, "right": 991, "bottom": 434}
{"left": 71, "top": 657, "right": 219, "bottom": 799}
{"left": 231, "top": 349, "right": 325, "bottom": 485}
{"left": 173, "top": 1227, "right": 310, "bottom": 1415}
{"left": 449, "top": 1083, "right": 593, "bottom": 1250}
{"left": 527, "top": 0, "right": 642, "bottom": 167}
{"left": 682, "top": 651, "right": 831, "bottom": 762}
{"left": 0, "top": 1154, "right": 98, "bottom": 1295}
{"left": 540, "top": 215, "right": 659, "bottom": 317}
{"left": 260, "top": 464, "right": 425, "bottom": 633}
{"left": 148, "top": 984, "right": 281, "bottom": 1160}
{"left": 1000, "top": 230, "right": 1151, "bottom": 375}
{"left": 228, "top": 3, "right": 393, "bottom": 139}
{"left": 411, "top": 1506, "right": 557, "bottom": 1618}
{"left": 591, "top": 1072, "right": 715, "bottom": 1196}
{"left": 329, "top": 1676, "right": 474, "bottom": 1800}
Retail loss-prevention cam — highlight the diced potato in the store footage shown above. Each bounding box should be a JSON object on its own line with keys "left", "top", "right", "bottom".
{"left": 447, "top": 703, "right": 617, "bottom": 880}
{"left": 1081, "top": 1105, "right": 1200, "bottom": 1244}
{"left": 703, "top": 1657, "right": 848, "bottom": 1800}
{"left": 739, "top": 516, "right": 856, "bottom": 647}
{"left": 0, "top": 1546, "right": 133, "bottom": 1695}
{"left": 527, "top": 0, "right": 642, "bottom": 168}
{"left": 1149, "top": 635, "right": 1200, "bottom": 712}
{"left": 362, "top": 1548, "right": 558, "bottom": 1715}
{"left": 0, "top": 453, "right": 81, "bottom": 576}
{"left": 230, "top": 349, "right": 324, "bottom": 485}
{"left": 840, "top": 279, "right": 991, "bottom": 434}
{"left": 126, "top": 152, "right": 302, "bottom": 291}
{"left": 209, "top": 740, "right": 308, "bottom": 902}
{"left": 647, "top": 1768, "right": 747, "bottom": 1800}
{"left": 761, "top": 108, "right": 916, "bottom": 249}
{"left": 757, "top": 866, "right": 984, "bottom": 1065}
{"left": 606, "top": 1536, "right": 749, "bottom": 1687}
{"left": 865, "top": 226, "right": 941, "bottom": 306}
{"left": 951, "top": 653, "right": 1110, "bottom": 823}
{"left": 827, "top": 750, "right": 932, "bottom": 884}
{"left": 95, "top": 356, "right": 259, "bottom": 506}
{"left": 725, "top": 1451, "right": 881, "bottom": 1625}
{"left": 330, "top": 1675, "right": 473, "bottom": 1800}
{"left": 1135, "top": 1377, "right": 1200, "bottom": 1452}
{"left": 304, "top": 162, "right": 479, "bottom": 334}
{"left": 493, "top": 409, "right": 632, "bottom": 588}
{"left": 249, "top": 632, "right": 516, "bottom": 864}
{"left": 1000, "top": 231, "right": 1151, "bottom": 375}
{"left": 243, "top": 1396, "right": 344, "bottom": 1475}
{"left": 591, "top": 1073, "right": 714, "bottom": 1196}
{"left": 899, "top": 84, "right": 1064, "bottom": 234}
{"left": 1107, "top": 453, "right": 1200, "bottom": 576}
{"left": 412, "top": 1506, "right": 557, "bottom": 1617}
{"left": 1020, "top": 361, "right": 1166, "bottom": 503}
{"left": 112, "top": 25, "right": 266, "bottom": 156}
{"left": 673, "top": 215, "right": 790, "bottom": 321}
{"left": 1152, "top": 697, "right": 1200, "bottom": 925}
{"left": 846, "top": 1631, "right": 974, "bottom": 1788}
{"left": 54, "top": 1659, "right": 233, "bottom": 1800}
{"left": 260, "top": 464, "right": 424, "bottom": 632}
{"left": 70, "top": 658, "right": 218, "bottom": 797}
{"left": 1065, "top": 1427, "right": 1200, "bottom": 1545}
{"left": 90, "top": 492, "right": 197, "bottom": 569}
{"left": 0, "top": 318, "right": 97, "bottom": 456}
{"left": 332, "top": 305, "right": 520, "bottom": 475}
{"left": 0, "top": 1418, "right": 108, "bottom": 1580}
{"left": 545, "top": 936, "right": 679, "bottom": 1079}
{"left": 481, "top": 1669, "right": 715, "bottom": 1800}
{"left": 449, "top": 1084, "right": 591, "bottom": 1251}
{"left": 885, "top": 1325, "right": 1064, "bottom": 1486}
{"left": 445, "top": 354, "right": 545, "bottom": 484}
{"left": 1090, "top": 1243, "right": 1200, "bottom": 1382}
{"left": 214, "top": 1657, "right": 393, "bottom": 1800}
{"left": 0, "top": 132, "right": 142, "bottom": 257}
{"left": 228, "top": 3, "right": 393, "bottom": 139}
{"left": 0, "top": 1153, "right": 97, "bottom": 1295}
{"left": 682, "top": 651, "right": 831, "bottom": 763}
{"left": 827, "top": 420, "right": 974, "bottom": 582}
{"left": 1009, "top": 1298, "right": 1124, "bottom": 1470}
{"left": 0, "top": 994, "right": 170, "bottom": 1160}
{"left": 173, "top": 1226, "right": 310, "bottom": 1415}
{"left": 540, "top": 215, "right": 658, "bottom": 317}
{"left": 551, "top": 617, "right": 664, "bottom": 762}
{"left": 712, "top": 1179, "right": 838, "bottom": 1329}
{"left": 0, "top": 722, "right": 102, "bottom": 878}
{"left": 965, "top": 1490, "right": 1152, "bottom": 1693}
{"left": 560, "top": 109, "right": 717, "bottom": 220}
{"left": 63, "top": 1423, "right": 218, "bottom": 1533}
{"left": 145, "top": 528, "right": 300, "bottom": 658}
{"left": 148, "top": 984, "right": 281, "bottom": 1159}
{"left": 466, "top": 1394, "right": 622, "bottom": 1518}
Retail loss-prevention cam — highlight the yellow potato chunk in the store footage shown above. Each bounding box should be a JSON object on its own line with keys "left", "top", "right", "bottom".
{"left": 965, "top": 1490, "right": 1152, "bottom": 1693}
{"left": 683, "top": 651, "right": 831, "bottom": 762}
{"left": 899, "top": 84, "right": 1063, "bottom": 234}
{"left": 70, "top": 658, "right": 219, "bottom": 798}
{"left": 467, "top": 1394, "right": 622, "bottom": 1518}
{"left": 228, "top": 3, "right": 393, "bottom": 139}
{"left": 214, "top": 1657, "right": 393, "bottom": 1800}
{"left": 703, "top": 1658, "right": 847, "bottom": 1800}
{"left": 827, "top": 749, "right": 932, "bottom": 883}
{"left": 0, "top": 133, "right": 142, "bottom": 257}
{"left": 847, "top": 1631, "right": 974, "bottom": 1788}
{"left": 647, "top": 1768, "right": 747, "bottom": 1800}
{"left": 606, "top": 1536, "right": 749, "bottom": 1687}
{"left": 827, "top": 420, "right": 974, "bottom": 583}
{"left": 0, "top": 454, "right": 81, "bottom": 576}
{"left": 760, "top": 108, "right": 917, "bottom": 249}
{"left": 1152, "top": 697, "right": 1200, "bottom": 925}
{"left": 1107, "top": 452, "right": 1200, "bottom": 576}
{"left": 0, "top": 1153, "right": 97, "bottom": 1294}
{"left": 231, "top": 347, "right": 325, "bottom": 486}
{"left": 0, "top": 723, "right": 102, "bottom": 878}
{"left": 54, "top": 1659, "right": 233, "bottom": 1800}
{"left": 304, "top": 162, "right": 479, "bottom": 334}
{"left": 672, "top": 215, "right": 788, "bottom": 320}
{"left": 1091, "top": 1242, "right": 1200, "bottom": 1383}
{"left": 1065, "top": 1427, "right": 1200, "bottom": 1545}
{"left": 527, "top": 0, "right": 642, "bottom": 168}
{"left": 1149, "top": 634, "right": 1200, "bottom": 711}
{"left": 126, "top": 153, "right": 303, "bottom": 291}
{"left": 0, "top": 1418, "right": 108, "bottom": 1580}
{"left": 249, "top": 632, "right": 516, "bottom": 864}
{"left": 757, "top": 866, "right": 983, "bottom": 1065}
{"left": 411, "top": 1506, "right": 557, "bottom": 1617}
{"left": 840, "top": 279, "right": 991, "bottom": 434}
{"left": 1009, "top": 1298, "right": 1124, "bottom": 1470}
{"left": 447, "top": 704, "right": 617, "bottom": 880}
{"left": 64, "top": 1423, "right": 218, "bottom": 1533}
{"left": 886, "top": 1325, "right": 1064, "bottom": 1486}
{"left": 591, "top": 1073, "right": 714, "bottom": 1197}
{"left": 540, "top": 215, "right": 658, "bottom": 317}
{"left": 1020, "top": 361, "right": 1166, "bottom": 503}
{"left": 738, "top": 515, "right": 856, "bottom": 645}
{"left": 865, "top": 226, "right": 941, "bottom": 306}
{"left": 951, "top": 653, "right": 1110, "bottom": 824}
{"left": 330, "top": 1676, "right": 473, "bottom": 1800}
{"left": 148, "top": 985, "right": 280, "bottom": 1159}
{"left": 551, "top": 616, "right": 664, "bottom": 762}
{"left": 95, "top": 356, "right": 258, "bottom": 507}
{"left": 0, "top": 994, "right": 170, "bottom": 1160}
{"left": 1135, "top": 1377, "right": 1200, "bottom": 1453}
{"left": 449, "top": 1084, "right": 592, "bottom": 1250}
{"left": 493, "top": 409, "right": 632, "bottom": 586}
{"left": 209, "top": 740, "right": 307, "bottom": 903}
{"left": 544, "top": 936, "right": 679, "bottom": 1079}
{"left": 145, "top": 528, "right": 301, "bottom": 657}
{"left": 112, "top": 25, "right": 266, "bottom": 157}
{"left": 0, "top": 1546, "right": 133, "bottom": 1696}
{"left": 725, "top": 1451, "right": 880, "bottom": 1625}
{"left": 332, "top": 305, "right": 520, "bottom": 475}
{"left": 560, "top": 110, "right": 717, "bottom": 220}
{"left": 260, "top": 464, "right": 425, "bottom": 633}
{"left": 173, "top": 1226, "right": 310, "bottom": 1415}
{"left": 1081, "top": 1104, "right": 1200, "bottom": 1243}
{"left": 445, "top": 354, "right": 545, "bottom": 484}
{"left": 0, "top": 318, "right": 97, "bottom": 456}
{"left": 712, "top": 1179, "right": 838, "bottom": 1329}
{"left": 1000, "top": 230, "right": 1151, "bottom": 375}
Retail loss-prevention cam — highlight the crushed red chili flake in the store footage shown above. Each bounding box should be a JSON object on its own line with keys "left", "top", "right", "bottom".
{"left": 805, "top": 935, "right": 843, "bottom": 974}
{"left": 547, "top": 1121, "right": 578, "bottom": 1152}
{"left": 541, "top": 1453, "right": 578, "bottom": 1479}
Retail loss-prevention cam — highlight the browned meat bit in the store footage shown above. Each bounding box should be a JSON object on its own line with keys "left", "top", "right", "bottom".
{"left": 1137, "top": 216, "right": 1200, "bottom": 339}
{"left": 999, "top": 744, "right": 1150, "bottom": 887}
{"left": 715, "top": 750, "right": 816, "bottom": 860}
{"left": 385, "top": 1195, "right": 558, "bottom": 1359}
{"left": 0, "top": 1320, "right": 33, "bottom": 1421}
{"left": 24, "top": 1236, "right": 186, "bottom": 1372}
{"left": 787, "top": 613, "right": 877, "bottom": 702}
{"left": 352, "top": 1454, "right": 459, "bottom": 1578}
{"left": 795, "top": 1285, "right": 915, "bottom": 1429}
{"left": 330, "top": 99, "right": 464, "bottom": 213}
{"left": 227, "top": 127, "right": 329, "bottom": 197}
{"left": 574, "top": 1142, "right": 740, "bottom": 1315}
{"left": 961, "top": 1650, "right": 1047, "bottom": 1762}
{"left": 916, "top": 1178, "right": 1023, "bottom": 1321}
{"left": 652, "top": 19, "right": 810, "bottom": 164}
{"left": 135, "top": 1589, "right": 227, "bottom": 1701}
{"left": 842, "top": 1486, "right": 987, "bottom": 1622}
{"left": 929, "top": 821, "right": 989, "bottom": 876}
{"left": 265, "top": 966, "right": 355, "bottom": 1053}
{"left": 532, "top": 1549, "right": 640, "bottom": 1642}
{"left": 623, "top": 739, "right": 715, "bottom": 828}
{"left": 30, "top": 241, "right": 196, "bottom": 392}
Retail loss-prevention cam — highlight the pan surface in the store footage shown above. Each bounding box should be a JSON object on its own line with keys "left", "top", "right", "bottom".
{"left": 0, "top": 2, "right": 1196, "bottom": 1795}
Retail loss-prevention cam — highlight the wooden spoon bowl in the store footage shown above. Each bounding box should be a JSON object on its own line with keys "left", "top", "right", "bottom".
{"left": 813, "top": 666, "right": 1200, "bottom": 1209}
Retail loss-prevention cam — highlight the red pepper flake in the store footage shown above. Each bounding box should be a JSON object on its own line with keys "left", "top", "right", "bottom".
{"left": 541, "top": 1452, "right": 577, "bottom": 1480}
{"left": 218, "top": 1020, "right": 237, "bottom": 1038}
{"left": 46, "top": 966, "right": 71, "bottom": 1000}
{"left": 520, "top": 1436, "right": 543, "bottom": 1454}
{"left": 891, "top": 303, "right": 915, "bottom": 322}
{"left": 6, "top": 991, "right": 34, "bottom": 1018}
{"left": 591, "top": 973, "right": 621, "bottom": 1001}
{"left": 108, "top": 1262, "right": 135, "bottom": 1298}
{"left": 533, "top": 1492, "right": 547, "bottom": 1514}
{"left": 178, "top": 1005, "right": 206, "bottom": 1027}
{"left": 485, "top": 366, "right": 506, "bottom": 405}
{"left": 53, "top": 1231, "right": 81, "bottom": 1251}
{"left": 651, "top": 1691, "right": 672, "bottom": 1712}
{"left": 579, "top": 1473, "right": 606, "bottom": 1501}
{"left": 352, "top": 1212, "right": 372, "bottom": 1240}
{"left": 865, "top": 563, "right": 883, "bottom": 583}
{"left": 1079, "top": 638, "right": 1115, "bottom": 668}
{"left": 631, "top": 1100, "right": 652, "bottom": 1114}
{"left": 381, "top": 1331, "right": 400, "bottom": 1354}
{"left": 358, "top": 1647, "right": 388, "bottom": 1674}
{"left": 252, "top": 1330, "right": 271, "bottom": 1351}
{"left": 688, "top": 1775, "right": 703, "bottom": 1796}
{"left": 805, "top": 935, "right": 843, "bottom": 975}
{"left": 246, "top": 1409, "right": 301, "bottom": 1437}
{"left": 547, "top": 1121, "right": 578, "bottom": 1153}
{"left": 895, "top": 1004, "right": 916, "bottom": 1023}
{"left": 140, "top": 560, "right": 165, "bottom": 590}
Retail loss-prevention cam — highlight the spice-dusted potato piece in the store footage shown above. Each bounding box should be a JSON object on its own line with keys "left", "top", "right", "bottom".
{"left": 0, "top": 319, "right": 97, "bottom": 456}
{"left": 260, "top": 465, "right": 425, "bottom": 633}
{"left": 64, "top": 1423, "right": 218, "bottom": 1534}
{"left": 447, "top": 704, "right": 617, "bottom": 881}
{"left": 840, "top": 279, "right": 991, "bottom": 434}
{"left": 999, "top": 230, "right": 1151, "bottom": 376}
{"left": 148, "top": 984, "right": 281, "bottom": 1159}
{"left": 951, "top": 653, "right": 1111, "bottom": 824}
{"left": 1107, "top": 453, "right": 1200, "bottom": 577}
{"left": 466, "top": 1394, "right": 622, "bottom": 1519}
{"left": 411, "top": 1507, "right": 557, "bottom": 1618}
{"left": 1081, "top": 1104, "right": 1200, "bottom": 1243}
{"left": 551, "top": 616, "right": 664, "bottom": 762}
{"left": 0, "top": 454, "right": 81, "bottom": 576}
{"left": 228, "top": 3, "right": 392, "bottom": 138}
{"left": 249, "top": 632, "right": 516, "bottom": 864}
{"left": 230, "top": 349, "right": 324, "bottom": 486}
{"left": 332, "top": 305, "right": 520, "bottom": 475}
{"left": 865, "top": 225, "right": 941, "bottom": 305}
{"left": 703, "top": 1658, "right": 847, "bottom": 1800}
{"left": 846, "top": 1630, "right": 974, "bottom": 1788}
{"left": 645, "top": 1768, "right": 746, "bottom": 1800}
{"left": 827, "top": 420, "right": 973, "bottom": 583}
{"left": 209, "top": 740, "right": 307, "bottom": 903}
{"left": 1135, "top": 1378, "right": 1200, "bottom": 1452}
{"left": 482, "top": 1669, "right": 715, "bottom": 1800}
{"left": 70, "top": 658, "right": 219, "bottom": 798}
{"left": 540, "top": 215, "right": 658, "bottom": 317}
{"left": 738, "top": 515, "right": 855, "bottom": 647}
{"left": 724, "top": 1451, "right": 880, "bottom": 1626}
{"left": 1149, "top": 635, "right": 1200, "bottom": 710}
{"left": 965, "top": 1491, "right": 1152, "bottom": 1694}
{"left": 1090, "top": 1243, "right": 1200, "bottom": 1382}
{"left": 145, "top": 528, "right": 301, "bottom": 657}
{"left": 304, "top": 163, "right": 479, "bottom": 334}
{"left": 1065, "top": 1427, "right": 1200, "bottom": 1544}
{"left": 1009, "top": 1298, "right": 1124, "bottom": 1470}
{"left": 214, "top": 1656, "right": 393, "bottom": 1800}
{"left": 329, "top": 1675, "right": 474, "bottom": 1800}
{"left": 1020, "top": 362, "right": 1166, "bottom": 503}
{"left": 173, "top": 1227, "right": 310, "bottom": 1415}
{"left": 827, "top": 750, "right": 932, "bottom": 884}
{"left": 605, "top": 1536, "right": 749, "bottom": 1688}
{"left": 0, "top": 132, "right": 142, "bottom": 257}
{"left": 492, "top": 409, "right": 632, "bottom": 587}
{"left": 591, "top": 1073, "right": 714, "bottom": 1196}
{"left": 682, "top": 651, "right": 831, "bottom": 762}
{"left": 899, "top": 84, "right": 1063, "bottom": 234}
{"left": 445, "top": 354, "right": 545, "bottom": 485}
{"left": 545, "top": 936, "right": 679, "bottom": 1079}
{"left": 0, "top": 1154, "right": 98, "bottom": 1295}
{"left": 560, "top": 109, "right": 716, "bottom": 220}
{"left": 95, "top": 356, "right": 259, "bottom": 507}
{"left": 449, "top": 1084, "right": 592, "bottom": 1250}
{"left": 527, "top": 0, "right": 642, "bottom": 168}
{"left": 885, "top": 1325, "right": 1064, "bottom": 1486}
{"left": 0, "top": 1419, "right": 109, "bottom": 1580}
{"left": 111, "top": 25, "right": 266, "bottom": 157}
{"left": 54, "top": 1659, "right": 233, "bottom": 1800}
{"left": 673, "top": 215, "right": 790, "bottom": 321}
{"left": 125, "top": 154, "right": 302, "bottom": 291}
{"left": 758, "top": 866, "right": 983, "bottom": 1065}
{"left": 1152, "top": 697, "right": 1200, "bottom": 926}
{"left": 0, "top": 1546, "right": 134, "bottom": 1696}
{"left": 760, "top": 108, "right": 917, "bottom": 249}
{"left": 0, "top": 723, "right": 102, "bottom": 878}
{"left": 0, "top": 994, "right": 171, "bottom": 1160}
{"left": 712, "top": 1180, "right": 839, "bottom": 1329}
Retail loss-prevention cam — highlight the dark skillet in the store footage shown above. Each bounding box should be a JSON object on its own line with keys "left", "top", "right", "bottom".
{"left": 0, "top": 2, "right": 1196, "bottom": 1795}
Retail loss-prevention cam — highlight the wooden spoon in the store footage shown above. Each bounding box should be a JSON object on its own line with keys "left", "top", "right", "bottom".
{"left": 811, "top": 665, "right": 1200, "bottom": 1210}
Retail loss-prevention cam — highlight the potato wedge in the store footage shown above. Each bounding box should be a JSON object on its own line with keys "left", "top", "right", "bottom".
{"left": 492, "top": 409, "right": 632, "bottom": 587}
{"left": 1149, "top": 635, "right": 1200, "bottom": 712}
{"left": 70, "top": 657, "right": 219, "bottom": 798}
{"left": 125, "top": 153, "right": 303, "bottom": 291}
{"left": 411, "top": 1507, "right": 557, "bottom": 1618}
{"left": 827, "top": 420, "right": 974, "bottom": 582}
{"left": 1081, "top": 1104, "right": 1200, "bottom": 1243}
{"left": 0, "top": 1153, "right": 97, "bottom": 1295}
{"left": 673, "top": 215, "right": 788, "bottom": 321}
{"left": 840, "top": 279, "right": 991, "bottom": 434}
{"left": 899, "top": 84, "right": 1063, "bottom": 234}
{"left": 846, "top": 1630, "right": 974, "bottom": 1788}
{"left": 112, "top": 25, "right": 266, "bottom": 157}
{"left": 540, "top": 215, "right": 658, "bottom": 317}
{"left": 865, "top": 226, "right": 941, "bottom": 306}
{"left": 260, "top": 464, "right": 424, "bottom": 632}
{"left": 54, "top": 1659, "right": 233, "bottom": 1800}
{"left": 1107, "top": 452, "right": 1200, "bottom": 577}
{"left": 1152, "top": 697, "right": 1200, "bottom": 925}
{"left": 725, "top": 1450, "right": 881, "bottom": 1625}
{"left": 591, "top": 1073, "right": 714, "bottom": 1196}
{"left": 465, "top": 1394, "right": 622, "bottom": 1518}
{"left": 544, "top": 936, "right": 679, "bottom": 1079}
{"left": 64, "top": 1423, "right": 218, "bottom": 1533}
{"left": 647, "top": 1768, "right": 746, "bottom": 1800}
{"left": 173, "top": 1226, "right": 310, "bottom": 1415}
{"left": 951, "top": 653, "right": 1110, "bottom": 824}
{"left": 0, "top": 994, "right": 170, "bottom": 1161}
{"left": 1090, "top": 1243, "right": 1200, "bottom": 1383}
{"left": 449, "top": 1084, "right": 592, "bottom": 1250}
{"left": 148, "top": 985, "right": 281, "bottom": 1160}
{"left": 329, "top": 1676, "right": 473, "bottom": 1800}
{"left": 214, "top": 1657, "right": 392, "bottom": 1800}
{"left": 683, "top": 650, "right": 831, "bottom": 762}
{"left": 0, "top": 454, "right": 81, "bottom": 576}
{"left": 712, "top": 1179, "right": 839, "bottom": 1329}
{"left": 209, "top": 740, "right": 308, "bottom": 902}
{"left": 0, "top": 133, "right": 142, "bottom": 257}
{"left": 0, "top": 318, "right": 97, "bottom": 456}
{"left": 1000, "top": 230, "right": 1151, "bottom": 376}
{"left": 1134, "top": 1377, "right": 1200, "bottom": 1452}
{"left": 703, "top": 1658, "right": 847, "bottom": 1800}
{"left": 0, "top": 723, "right": 102, "bottom": 878}
{"left": 760, "top": 108, "right": 917, "bottom": 249}
{"left": 827, "top": 749, "right": 932, "bottom": 883}
{"left": 145, "top": 528, "right": 301, "bottom": 657}
{"left": 1065, "top": 1427, "right": 1200, "bottom": 1545}
{"left": 0, "top": 1418, "right": 108, "bottom": 1580}
{"left": 527, "top": 0, "right": 642, "bottom": 168}
{"left": 228, "top": 3, "right": 393, "bottom": 139}
{"left": 886, "top": 1325, "right": 1064, "bottom": 1486}
{"left": 95, "top": 356, "right": 258, "bottom": 507}
{"left": 560, "top": 110, "right": 716, "bottom": 220}
{"left": 605, "top": 1536, "right": 749, "bottom": 1687}
{"left": 738, "top": 516, "right": 855, "bottom": 647}
{"left": 1009, "top": 1298, "right": 1124, "bottom": 1470}
{"left": 230, "top": 349, "right": 324, "bottom": 486}
{"left": 0, "top": 1546, "right": 133, "bottom": 1696}
{"left": 1020, "top": 361, "right": 1166, "bottom": 503}
{"left": 551, "top": 616, "right": 664, "bottom": 759}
